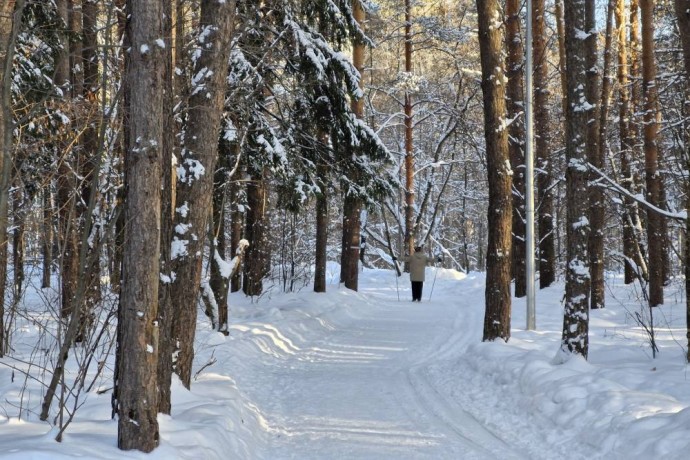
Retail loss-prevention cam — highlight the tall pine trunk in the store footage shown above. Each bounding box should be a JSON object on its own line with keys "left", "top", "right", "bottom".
{"left": 314, "top": 156, "right": 328, "bottom": 293}
{"left": 0, "top": 0, "right": 22, "bottom": 358}
{"left": 243, "top": 166, "right": 268, "bottom": 296}
{"left": 116, "top": 0, "right": 164, "bottom": 450}
{"left": 42, "top": 187, "right": 53, "bottom": 289}
{"left": 156, "top": 0, "right": 175, "bottom": 415}
{"left": 533, "top": 0, "right": 555, "bottom": 289}
{"left": 402, "top": 0, "right": 415, "bottom": 259}
{"left": 617, "top": 0, "right": 647, "bottom": 284}
{"left": 674, "top": 0, "right": 690, "bottom": 365}
{"left": 477, "top": 0, "right": 512, "bottom": 342}
{"left": 506, "top": 0, "right": 526, "bottom": 298}
{"left": 170, "top": 0, "right": 235, "bottom": 388}
{"left": 77, "top": 0, "right": 102, "bottom": 341}
{"left": 561, "top": 0, "right": 592, "bottom": 359}
{"left": 586, "top": 0, "right": 604, "bottom": 310}
{"left": 54, "top": 0, "right": 78, "bottom": 320}
{"left": 340, "top": 0, "right": 365, "bottom": 290}
{"left": 210, "top": 150, "right": 229, "bottom": 325}
{"left": 640, "top": 0, "right": 664, "bottom": 307}
{"left": 229, "top": 141, "right": 243, "bottom": 293}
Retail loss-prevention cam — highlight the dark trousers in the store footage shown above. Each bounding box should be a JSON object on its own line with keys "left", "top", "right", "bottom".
{"left": 411, "top": 281, "right": 423, "bottom": 301}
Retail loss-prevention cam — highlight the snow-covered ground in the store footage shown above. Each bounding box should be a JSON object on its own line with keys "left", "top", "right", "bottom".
{"left": 1, "top": 263, "right": 690, "bottom": 459}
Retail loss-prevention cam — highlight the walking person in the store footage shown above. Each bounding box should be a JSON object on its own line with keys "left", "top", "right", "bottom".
{"left": 404, "top": 246, "right": 431, "bottom": 302}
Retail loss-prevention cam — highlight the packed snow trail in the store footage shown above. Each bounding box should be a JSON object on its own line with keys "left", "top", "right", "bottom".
{"left": 219, "top": 268, "right": 528, "bottom": 459}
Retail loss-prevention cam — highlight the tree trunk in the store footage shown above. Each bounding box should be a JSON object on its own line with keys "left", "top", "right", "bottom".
{"left": 170, "top": 0, "right": 235, "bottom": 389}
{"left": 340, "top": 0, "right": 365, "bottom": 290}
{"left": 555, "top": 0, "right": 569, "bottom": 112}
{"left": 533, "top": 0, "right": 555, "bottom": 289}
{"left": 403, "top": 0, "right": 415, "bottom": 258}
{"left": 116, "top": 0, "right": 165, "bottom": 451}
{"left": 506, "top": 0, "right": 526, "bottom": 298}
{"left": 157, "top": 0, "right": 175, "bottom": 415}
{"left": 314, "top": 160, "right": 328, "bottom": 293}
{"left": 476, "top": 0, "right": 512, "bottom": 342}
{"left": 640, "top": 0, "right": 664, "bottom": 307}
{"left": 0, "top": 0, "right": 24, "bottom": 356}
{"left": 617, "top": 0, "right": 642, "bottom": 284}
{"left": 586, "top": 0, "right": 604, "bottom": 311}
{"left": 54, "top": 0, "right": 77, "bottom": 320}
{"left": 628, "top": 0, "right": 649, "bottom": 283}
{"left": 229, "top": 143, "right": 243, "bottom": 293}
{"left": 243, "top": 166, "right": 268, "bottom": 296}
{"left": 56, "top": 160, "right": 79, "bottom": 319}
{"left": 210, "top": 150, "right": 229, "bottom": 325}
{"left": 76, "top": 0, "right": 101, "bottom": 342}
{"left": 42, "top": 187, "right": 53, "bottom": 288}
{"left": 12, "top": 189, "right": 25, "bottom": 300}
{"left": 673, "top": 0, "right": 690, "bottom": 366}
{"left": 561, "top": 0, "right": 591, "bottom": 359}
{"left": 69, "top": 0, "right": 83, "bottom": 98}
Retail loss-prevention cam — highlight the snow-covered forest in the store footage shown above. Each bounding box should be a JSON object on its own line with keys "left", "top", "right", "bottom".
{"left": 1, "top": 0, "right": 690, "bottom": 456}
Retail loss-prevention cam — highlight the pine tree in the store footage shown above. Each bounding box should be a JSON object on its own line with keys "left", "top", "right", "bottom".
{"left": 477, "top": 0, "right": 512, "bottom": 342}
{"left": 116, "top": 0, "right": 165, "bottom": 450}
{"left": 674, "top": 0, "right": 690, "bottom": 367}
{"left": 0, "top": 0, "right": 25, "bottom": 356}
{"left": 533, "top": 0, "right": 555, "bottom": 289}
{"left": 560, "top": 0, "right": 591, "bottom": 359}
{"left": 169, "top": 0, "right": 235, "bottom": 389}
{"left": 640, "top": 0, "right": 664, "bottom": 307}
{"left": 506, "top": 0, "right": 526, "bottom": 298}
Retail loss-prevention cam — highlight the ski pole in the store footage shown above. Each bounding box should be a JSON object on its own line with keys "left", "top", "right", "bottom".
{"left": 428, "top": 264, "right": 439, "bottom": 301}
{"left": 394, "top": 260, "right": 400, "bottom": 301}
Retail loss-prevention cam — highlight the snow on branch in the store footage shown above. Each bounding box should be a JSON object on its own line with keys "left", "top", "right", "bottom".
{"left": 588, "top": 163, "right": 686, "bottom": 221}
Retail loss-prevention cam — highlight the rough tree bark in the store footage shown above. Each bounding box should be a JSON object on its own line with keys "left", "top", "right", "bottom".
{"left": 617, "top": 0, "right": 647, "bottom": 285}
{"left": 533, "top": 0, "right": 555, "bottom": 289}
{"left": 340, "top": 0, "right": 366, "bottom": 290}
{"left": 586, "top": 0, "right": 604, "bottom": 310}
{"left": 210, "top": 148, "right": 229, "bottom": 317}
{"left": 314, "top": 156, "right": 328, "bottom": 293}
{"left": 75, "top": 0, "right": 102, "bottom": 342}
{"left": 560, "top": 0, "right": 592, "bottom": 359}
{"left": 506, "top": 0, "right": 526, "bottom": 299}
{"left": 476, "top": 0, "right": 512, "bottom": 342}
{"left": 54, "top": 0, "right": 79, "bottom": 320}
{"left": 640, "top": 0, "right": 664, "bottom": 307}
{"left": 0, "top": 0, "right": 24, "bottom": 356}
{"left": 242, "top": 165, "right": 268, "bottom": 296}
{"left": 674, "top": 0, "right": 690, "bottom": 365}
{"left": 403, "top": 0, "right": 414, "bottom": 258}
{"left": 229, "top": 142, "right": 243, "bottom": 293}
{"left": 116, "top": 0, "right": 165, "bottom": 451}
{"left": 157, "top": 0, "right": 175, "bottom": 415}
{"left": 170, "top": 0, "right": 235, "bottom": 388}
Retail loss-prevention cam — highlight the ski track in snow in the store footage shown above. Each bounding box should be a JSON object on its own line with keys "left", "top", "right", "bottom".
{"left": 222, "top": 271, "right": 543, "bottom": 459}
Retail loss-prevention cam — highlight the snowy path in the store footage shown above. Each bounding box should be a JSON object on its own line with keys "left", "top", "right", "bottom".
{"left": 223, "top": 271, "right": 529, "bottom": 459}
{"left": 5, "top": 266, "right": 690, "bottom": 459}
